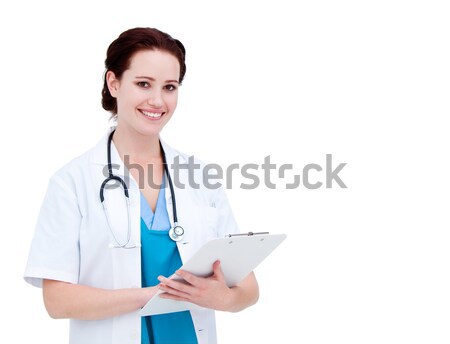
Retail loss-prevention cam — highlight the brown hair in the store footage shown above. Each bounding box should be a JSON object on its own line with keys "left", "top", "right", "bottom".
{"left": 101, "top": 27, "right": 186, "bottom": 115}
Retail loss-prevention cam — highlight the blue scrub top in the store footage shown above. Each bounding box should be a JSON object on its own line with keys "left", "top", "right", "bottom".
{"left": 140, "top": 176, "right": 198, "bottom": 344}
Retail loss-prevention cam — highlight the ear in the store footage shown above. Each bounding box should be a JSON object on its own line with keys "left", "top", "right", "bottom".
{"left": 106, "top": 71, "right": 120, "bottom": 98}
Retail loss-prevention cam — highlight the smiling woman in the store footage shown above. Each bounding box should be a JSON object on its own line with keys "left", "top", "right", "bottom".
{"left": 106, "top": 50, "right": 180, "bottom": 138}
{"left": 101, "top": 27, "right": 186, "bottom": 117}
{"left": 23, "top": 27, "right": 258, "bottom": 344}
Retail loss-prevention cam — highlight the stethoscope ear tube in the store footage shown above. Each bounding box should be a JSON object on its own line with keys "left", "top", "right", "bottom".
{"left": 160, "top": 141, "right": 184, "bottom": 241}
{"left": 100, "top": 175, "right": 130, "bottom": 202}
{"left": 160, "top": 141, "right": 177, "bottom": 223}
{"left": 100, "top": 130, "right": 130, "bottom": 202}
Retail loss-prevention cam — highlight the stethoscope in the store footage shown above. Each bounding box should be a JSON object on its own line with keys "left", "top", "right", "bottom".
{"left": 99, "top": 129, "right": 185, "bottom": 248}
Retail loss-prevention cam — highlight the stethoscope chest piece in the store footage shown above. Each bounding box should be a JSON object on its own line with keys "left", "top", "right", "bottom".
{"left": 169, "top": 225, "right": 185, "bottom": 242}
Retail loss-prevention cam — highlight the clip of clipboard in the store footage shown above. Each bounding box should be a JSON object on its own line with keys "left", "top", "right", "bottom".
{"left": 139, "top": 232, "right": 286, "bottom": 316}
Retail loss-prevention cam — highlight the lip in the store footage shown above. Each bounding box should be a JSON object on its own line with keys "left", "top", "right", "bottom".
{"left": 139, "top": 108, "right": 165, "bottom": 114}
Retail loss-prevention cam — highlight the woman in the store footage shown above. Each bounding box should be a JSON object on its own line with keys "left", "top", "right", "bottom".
{"left": 24, "top": 27, "right": 259, "bottom": 344}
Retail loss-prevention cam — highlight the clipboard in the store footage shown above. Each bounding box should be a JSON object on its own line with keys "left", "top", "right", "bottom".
{"left": 139, "top": 232, "right": 287, "bottom": 316}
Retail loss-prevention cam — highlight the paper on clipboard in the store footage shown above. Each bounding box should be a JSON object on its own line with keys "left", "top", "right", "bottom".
{"left": 139, "top": 233, "right": 287, "bottom": 316}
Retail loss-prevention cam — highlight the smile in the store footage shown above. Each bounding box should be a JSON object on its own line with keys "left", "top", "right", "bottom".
{"left": 139, "top": 110, "right": 165, "bottom": 119}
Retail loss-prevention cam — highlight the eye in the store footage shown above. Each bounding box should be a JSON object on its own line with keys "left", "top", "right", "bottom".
{"left": 165, "top": 84, "right": 177, "bottom": 91}
{"left": 137, "top": 81, "right": 150, "bottom": 88}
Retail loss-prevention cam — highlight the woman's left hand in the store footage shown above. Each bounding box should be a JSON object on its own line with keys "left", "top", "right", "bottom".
{"left": 157, "top": 260, "right": 235, "bottom": 311}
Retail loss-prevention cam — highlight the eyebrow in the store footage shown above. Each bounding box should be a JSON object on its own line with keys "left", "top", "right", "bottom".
{"left": 135, "top": 76, "right": 179, "bottom": 84}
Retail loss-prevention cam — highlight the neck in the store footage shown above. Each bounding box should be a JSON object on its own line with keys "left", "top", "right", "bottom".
{"left": 112, "top": 125, "right": 162, "bottom": 164}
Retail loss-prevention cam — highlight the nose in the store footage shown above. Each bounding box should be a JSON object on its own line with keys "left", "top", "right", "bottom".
{"left": 147, "top": 89, "right": 163, "bottom": 108}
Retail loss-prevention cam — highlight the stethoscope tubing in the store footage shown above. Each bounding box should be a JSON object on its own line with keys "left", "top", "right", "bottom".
{"left": 100, "top": 129, "right": 184, "bottom": 247}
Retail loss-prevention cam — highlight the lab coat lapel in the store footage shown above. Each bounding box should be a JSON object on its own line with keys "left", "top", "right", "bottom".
{"left": 89, "top": 127, "right": 141, "bottom": 256}
{"left": 90, "top": 126, "right": 131, "bottom": 181}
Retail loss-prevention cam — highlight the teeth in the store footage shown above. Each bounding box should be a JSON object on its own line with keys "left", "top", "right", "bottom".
{"left": 141, "top": 110, "right": 163, "bottom": 118}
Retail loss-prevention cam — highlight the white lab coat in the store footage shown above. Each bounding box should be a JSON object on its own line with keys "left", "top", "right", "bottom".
{"left": 24, "top": 128, "right": 240, "bottom": 344}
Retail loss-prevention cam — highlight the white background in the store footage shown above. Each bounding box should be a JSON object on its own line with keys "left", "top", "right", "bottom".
{"left": 1, "top": 0, "right": 449, "bottom": 343}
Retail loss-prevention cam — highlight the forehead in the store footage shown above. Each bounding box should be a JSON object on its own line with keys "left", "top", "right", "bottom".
{"left": 126, "top": 49, "right": 180, "bottom": 79}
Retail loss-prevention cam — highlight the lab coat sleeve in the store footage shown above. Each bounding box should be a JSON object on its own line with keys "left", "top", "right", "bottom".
{"left": 24, "top": 175, "right": 81, "bottom": 288}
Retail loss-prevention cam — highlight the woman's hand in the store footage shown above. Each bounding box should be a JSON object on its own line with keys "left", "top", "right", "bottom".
{"left": 43, "top": 279, "right": 160, "bottom": 320}
{"left": 157, "top": 260, "right": 259, "bottom": 312}
{"left": 158, "top": 260, "right": 233, "bottom": 311}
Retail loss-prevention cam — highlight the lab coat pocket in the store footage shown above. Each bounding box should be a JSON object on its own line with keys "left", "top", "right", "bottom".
{"left": 196, "top": 328, "right": 209, "bottom": 344}
{"left": 196, "top": 206, "right": 219, "bottom": 239}
{"left": 190, "top": 309, "right": 216, "bottom": 344}
{"left": 178, "top": 205, "right": 220, "bottom": 262}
